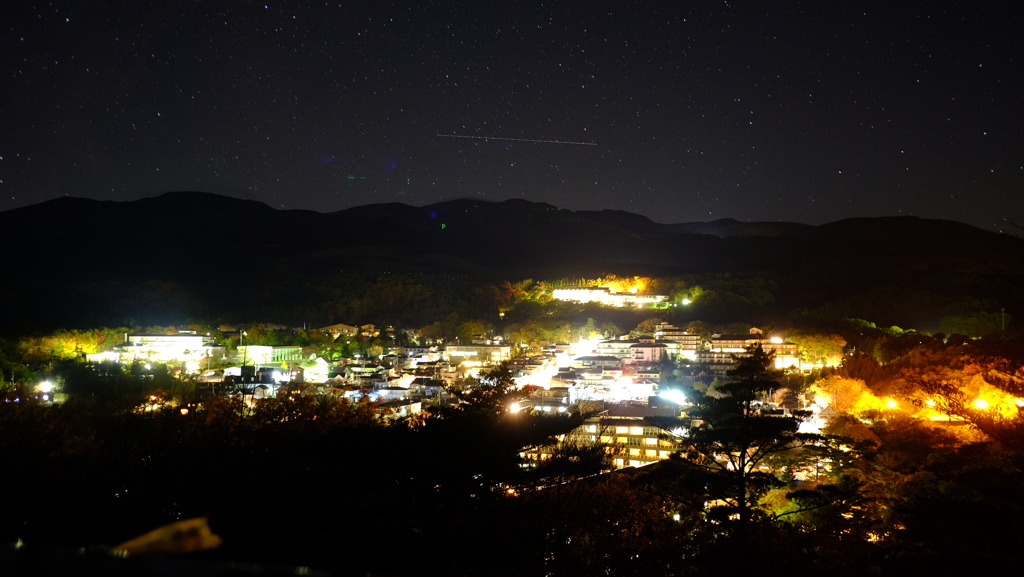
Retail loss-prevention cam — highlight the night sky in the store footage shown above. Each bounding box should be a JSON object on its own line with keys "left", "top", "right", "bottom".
{"left": 3, "top": 1, "right": 1021, "bottom": 230}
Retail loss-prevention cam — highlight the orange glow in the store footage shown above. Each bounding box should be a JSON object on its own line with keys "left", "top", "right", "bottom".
{"left": 974, "top": 399, "right": 989, "bottom": 409}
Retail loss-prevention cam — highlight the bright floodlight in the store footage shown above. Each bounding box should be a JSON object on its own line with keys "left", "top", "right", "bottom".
{"left": 681, "top": 299, "right": 691, "bottom": 305}
{"left": 886, "top": 400, "right": 897, "bottom": 408}
{"left": 975, "top": 399, "right": 989, "bottom": 409}
{"left": 37, "top": 381, "right": 54, "bottom": 393}
{"left": 659, "top": 390, "right": 687, "bottom": 405}
{"left": 770, "top": 337, "right": 783, "bottom": 344}
{"left": 510, "top": 402, "right": 522, "bottom": 413}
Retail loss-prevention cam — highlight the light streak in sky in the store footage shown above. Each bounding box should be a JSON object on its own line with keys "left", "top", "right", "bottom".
{"left": 437, "top": 134, "right": 597, "bottom": 146}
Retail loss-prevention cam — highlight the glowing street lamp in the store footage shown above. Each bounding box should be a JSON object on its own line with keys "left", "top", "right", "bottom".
{"left": 886, "top": 399, "right": 898, "bottom": 409}
{"left": 974, "top": 399, "right": 989, "bottom": 410}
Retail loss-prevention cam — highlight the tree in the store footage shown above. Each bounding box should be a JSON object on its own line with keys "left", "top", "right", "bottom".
{"left": 630, "top": 317, "right": 665, "bottom": 337}
{"left": 684, "top": 320, "right": 714, "bottom": 340}
{"left": 786, "top": 331, "right": 847, "bottom": 366}
{"left": 599, "top": 321, "right": 622, "bottom": 339}
{"left": 651, "top": 343, "right": 818, "bottom": 553}
{"left": 575, "top": 317, "right": 599, "bottom": 341}
{"left": 811, "top": 376, "right": 871, "bottom": 414}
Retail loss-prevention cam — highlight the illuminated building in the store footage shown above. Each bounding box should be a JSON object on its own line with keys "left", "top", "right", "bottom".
{"left": 551, "top": 286, "right": 668, "bottom": 308}
{"left": 318, "top": 323, "right": 359, "bottom": 339}
{"left": 236, "top": 345, "right": 304, "bottom": 367}
{"left": 86, "top": 331, "right": 224, "bottom": 366}
{"left": 652, "top": 322, "right": 702, "bottom": 360}
{"left": 524, "top": 403, "right": 681, "bottom": 468}
{"left": 445, "top": 344, "right": 512, "bottom": 367}
{"left": 629, "top": 338, "right": 667, "bottom": 363}
{"left": 703, "top": 329, "right": 800, "bottom": 370}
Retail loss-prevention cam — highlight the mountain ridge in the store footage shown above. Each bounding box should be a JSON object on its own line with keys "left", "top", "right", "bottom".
{"left": 1, "top": 191, "right": 1021, "bottom": 332}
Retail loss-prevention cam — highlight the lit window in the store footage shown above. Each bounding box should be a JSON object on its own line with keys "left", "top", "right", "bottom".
{"left": 617, "top": 437, "right": 628, "bottom": 444}
{"left": 600, "top": 436, "right": 613, "bottom": 443}
{"left": 629, "top": 426, "right": 644, "bottom": 435}
{"left": 644, "top": 437, "right": 658, "bottom": 445}
{"left": 585, "top": 425, "right": 597, "bottom": 433}
{"left": 646, "top": 449, "right": 657, "bottom": 457}
{"left": 615, "top": 426, "right": 629, "bottom": 434}
{"left": 629, "top": 448, "right": 641, "bottom": 456}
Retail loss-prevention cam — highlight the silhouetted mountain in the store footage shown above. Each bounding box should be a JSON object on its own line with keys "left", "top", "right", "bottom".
{"left": 1, "top": 192, "right": 1022, "bottom": 332}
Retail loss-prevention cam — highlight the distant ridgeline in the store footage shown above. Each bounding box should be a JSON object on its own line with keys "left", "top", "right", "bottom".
{"left": 0, "top": 191, "right": 1021, "bottom": 335}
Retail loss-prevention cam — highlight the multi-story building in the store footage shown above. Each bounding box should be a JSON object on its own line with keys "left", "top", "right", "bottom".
{"left": 551, "top": 286, "right": 668, "bottom": 308}
{"left": 595, "top": 339, "right": 638, "bottom": 359}
{"left": 653, "top": 323, "right": 702, "bottom": 360}
{"left": 235, "top": 345, "right": 305, "bottom": 367}
{"left": 702, "top": 329, "right": 800, "bottom": 370}
{"left": 524, "top": 403, "right": 682, "bottom": 469}
{"left": 630, "top": 338, "right": 667, "bottom": 363}
{"left": 87, "top": 331, "right": 225, "bottom": 366}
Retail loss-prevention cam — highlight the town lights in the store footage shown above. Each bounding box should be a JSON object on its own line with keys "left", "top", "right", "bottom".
{"left": 659, "top": 390, "right": 687, "bottom": 405}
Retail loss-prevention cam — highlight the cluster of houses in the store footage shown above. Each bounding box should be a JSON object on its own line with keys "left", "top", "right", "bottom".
{"left": 80, "top": 322, "right": 828, "bottom": 462}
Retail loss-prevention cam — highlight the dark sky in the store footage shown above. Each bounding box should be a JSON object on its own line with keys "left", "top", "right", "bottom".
{"left": 3, "top": 1, "right": 1021, "bottom": 230}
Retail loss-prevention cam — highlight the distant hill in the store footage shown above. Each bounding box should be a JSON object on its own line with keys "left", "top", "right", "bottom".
{"left": 1, "top": 192, "right": 1022, "bottom": 333}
